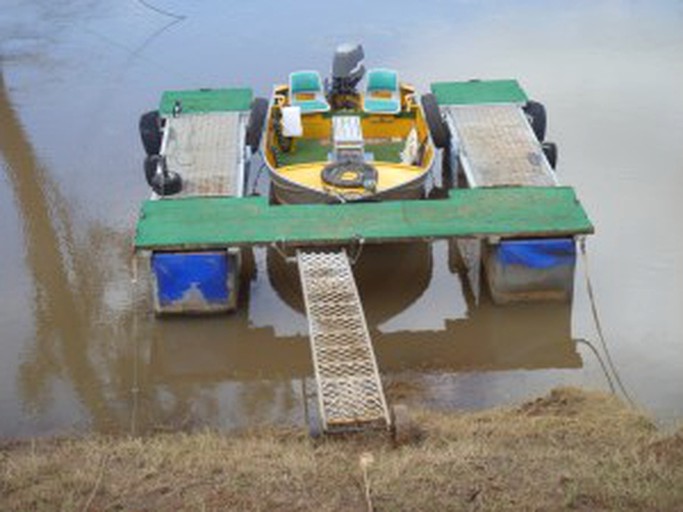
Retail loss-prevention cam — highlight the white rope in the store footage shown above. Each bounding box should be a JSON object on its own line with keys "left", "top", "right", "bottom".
{"left": 349, "top": 236, "right": 366, "bottom": 265}
{"left": 137, "top": 0, "right": 186, "bottom": 20}
{"left": 579, "top": 238, "right": 635, "bottom": 406}
{"left": 271, "top": 240, "right": 297, "bottom": 264}
{"left": 574, "top": 338, "right": 616, "bottom": 394}
{"left": 130, "top": 254, "right": 141, "bottom": 436}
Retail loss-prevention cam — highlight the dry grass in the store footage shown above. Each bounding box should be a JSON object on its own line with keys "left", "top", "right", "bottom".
{"left": 2, "top": 387, "right": 682, "bottom": 511}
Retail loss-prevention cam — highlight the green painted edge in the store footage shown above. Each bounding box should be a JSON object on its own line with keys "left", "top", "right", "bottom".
{"left": 135, "top": 187, "right": 593, "bottom": 250}
{"left": 159, "top": 88, "right": 253, "bottom": 115}
{"left": 430, "top": 79, "right": 528, "bottom": 106}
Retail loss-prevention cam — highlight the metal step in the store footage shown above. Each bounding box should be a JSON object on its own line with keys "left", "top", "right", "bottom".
{"left": 297, "top": 250, "right": 390, "bottom": 433}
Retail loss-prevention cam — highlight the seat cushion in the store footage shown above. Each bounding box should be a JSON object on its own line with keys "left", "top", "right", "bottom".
{"left": 363, "top": 97, "right": 400, "bottom": 114}
{"left": 292, "top": 98, "right": 331, "bottom": 113}
{"left": 367, "top": 70, "right": 398, "bottom": 92}
{"left": 291, "top": 72, "right": 321, "bottom": 93}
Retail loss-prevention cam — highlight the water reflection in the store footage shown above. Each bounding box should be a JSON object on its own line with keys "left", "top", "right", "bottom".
{"left": 3, "top": 0, "right": 682, "bottom": 437}
{"left": 0, "top": 64, "right": 580, "bottom": 435}
{"left": 267, "top": 243, "right": 433, "bottom": 325}
{"left": 150, "top": 294, "right": 578, "bottom": 378}
{"left": 0, "top": 68, "right": 140, "bottom": 433}
{"left": 145, "top": 245, "right": 579, "bottom": 431}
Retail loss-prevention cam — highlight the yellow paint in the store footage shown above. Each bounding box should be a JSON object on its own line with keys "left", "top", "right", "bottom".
{"left": 301, "top": 114, "right": 331, "bottom": 139}
{"left": 264, "top": 82, "right": 436, "bottom": 194}
{"left": 277, "top": 162, "right": 425, "bottom": 193}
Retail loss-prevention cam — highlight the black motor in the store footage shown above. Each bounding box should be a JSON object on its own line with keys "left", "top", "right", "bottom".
{"left": 329, "top": 43, "right": 365, "bottom": 109}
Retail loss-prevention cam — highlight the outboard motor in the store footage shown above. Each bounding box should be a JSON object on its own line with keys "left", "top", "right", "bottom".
{"left": 329, "top": 43, "right": 365, "bottom": 109}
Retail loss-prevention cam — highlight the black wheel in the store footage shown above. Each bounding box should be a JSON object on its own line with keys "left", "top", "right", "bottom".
{"left": 542, "top": 141, "right": 558, "bottom": 169}
{"left": 139, "top": 110, "right": 162, "bottom": 155}
{"left": 246, "top": 97, "right": 268, "bottom": 152}
{"left": 150, "top": 170, "right": 182, "bottom": 196}
{"left": 145, "top": 154, "right": 182, "bottom": 195}
{"left": 523, "top": 100, "right": 546, "bottom": 142}
{"left": 420, "top": 93, "right": 450, "bottom": 149}
{"left": 144, "top": 154, "right": 162, "bottom": 186}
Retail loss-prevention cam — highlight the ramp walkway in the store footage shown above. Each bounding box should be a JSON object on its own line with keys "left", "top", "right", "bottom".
{"left": 297, "top": 250, "right": 390, "bottom": 432}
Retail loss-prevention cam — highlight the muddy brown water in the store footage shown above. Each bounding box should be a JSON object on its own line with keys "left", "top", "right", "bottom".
{"left": 1, "top": 1, "right": 682, "bottom": 438}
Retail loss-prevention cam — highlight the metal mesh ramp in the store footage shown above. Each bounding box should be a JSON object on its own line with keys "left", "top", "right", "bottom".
{"left": 297, "top": 250, "right": 390, "bottom": 433}
{"left": 444, "top": 105, "right": 557, "bottom": 187}
{"left": 162, "top": 112, "right": 246, "bottom": 197}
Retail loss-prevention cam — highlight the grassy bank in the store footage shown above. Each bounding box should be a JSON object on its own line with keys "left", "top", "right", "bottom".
{"left": 2, "top": 388, "right": 682, "bottom": 511}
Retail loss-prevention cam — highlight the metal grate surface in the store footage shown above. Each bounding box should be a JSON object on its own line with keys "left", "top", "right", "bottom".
{"left": 297, "top": 250, "right": 390, "bottom": 432}
{"left": 445, "top": 105, "right": 557, "bottom": 187}
{"left": 162, "top": 112, "right": 246, "bottom": 197}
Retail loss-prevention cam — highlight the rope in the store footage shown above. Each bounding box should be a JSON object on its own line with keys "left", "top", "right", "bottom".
{"left": 359, "top": 453, "right": 375, "bottom": 512}
{"left": 82, "top": 453, "right": 109, "bottom": 512}
{"left": 349, "top": 236, "right": 366, "bottom": 265}
{"left": 573, "top": 338, "right": 616, "bottom": 394}
{"left": 271, "top": 240, "right": 297, "bottom": 264}
{"left": 83, "top": 25, "right": 193, "bottom": 83}
{"left": 136, "top": 0, "right": 186, "bottom": 20}
{"left": 579, "top": 238, "right": 635, "bottom": 406}
{"left": 130, "top": 254, "right": 141, "bottom": 436}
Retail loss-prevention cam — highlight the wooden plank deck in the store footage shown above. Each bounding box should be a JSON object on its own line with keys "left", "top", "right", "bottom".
{"left": 135, "top": 187, "right": 593, "bottom": 250}
{"left": 161, "top": 112, "right": 247, "bottom": 197}
{"left": 444, "top": 104, "right": 557, "bottom": 187}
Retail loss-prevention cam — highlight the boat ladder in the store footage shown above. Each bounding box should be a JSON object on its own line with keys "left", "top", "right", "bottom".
{"left": 297, "top": 250, "right": 390, "bottom": 433}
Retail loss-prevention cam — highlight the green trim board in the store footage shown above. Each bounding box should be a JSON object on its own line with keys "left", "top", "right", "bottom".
{"left": 135, "top": 187, "right": 593, "bottom": 250}
{"left": 159, "top": 88, "right": 253, "bottom": 115}
{"left": 431, "top": 80, "right": 528, "bottom": 106}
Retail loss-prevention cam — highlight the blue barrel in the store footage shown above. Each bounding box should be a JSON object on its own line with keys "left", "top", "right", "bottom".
{"left": 151, "top": 251, "right": 238, "bottom": 314}
{"left": 497, "top": 238, "right": 576, "bottom": 269}
{"left": 485, "top": 238, "right": 576, "bottom": 304}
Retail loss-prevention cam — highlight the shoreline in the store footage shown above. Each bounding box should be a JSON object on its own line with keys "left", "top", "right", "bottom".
{"left": 2, "top": 387, "right": 682, "bottom": 511}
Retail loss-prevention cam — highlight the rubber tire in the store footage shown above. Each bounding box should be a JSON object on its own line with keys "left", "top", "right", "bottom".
{"left": 523, "top": 100, "right": 546, "bottom": 142}
{"left": 150, "top": 170, "right": 182, "bottom": 196}
{"left": 144, "top": 154, "right": 162, "bottom": 186}
{"left": 420, "top": 93, "right": 451, "bottom": 149}
{"left": 139, "top": 110, "right": 162, "bottom": 156}
{"left": 246, "top": 97, "right": 268, "bottom": 152}
{"left": 542, "top": 141, "right": 558, "bottom": 169}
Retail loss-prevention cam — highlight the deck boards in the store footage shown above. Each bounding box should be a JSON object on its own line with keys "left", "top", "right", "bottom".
{"left": 159, "top": 88, "right": 252, "bottom": 115}
{"left": 445, "top": 105, "right": 557, "bottom": 187}
{"left": 431, "top": 80, "right": 528, "bottom": 106}
{"left": 162, "top": 112, "right": 246, "bottom": 197}
{"left": 135, "top": 187, "right": 593, "bottom": 250}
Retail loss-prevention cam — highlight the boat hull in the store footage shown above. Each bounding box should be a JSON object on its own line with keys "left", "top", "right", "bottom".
{"left": 269, "top": 167, "right": 429, "bottom": 204}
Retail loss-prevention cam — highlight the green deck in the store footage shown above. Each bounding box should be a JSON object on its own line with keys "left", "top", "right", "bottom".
{"left": 431, "top": 79, "right": 528, "bottom": 106}
{"left": 135, "top": 187, "right": 593, "bottom": 250}
{"left": 159, "top": 88, "right": 253, "bottom": 115}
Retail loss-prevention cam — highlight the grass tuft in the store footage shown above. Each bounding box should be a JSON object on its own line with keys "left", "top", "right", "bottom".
{"left": 1, "top": 387, "right": 682, "bottom": 511}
